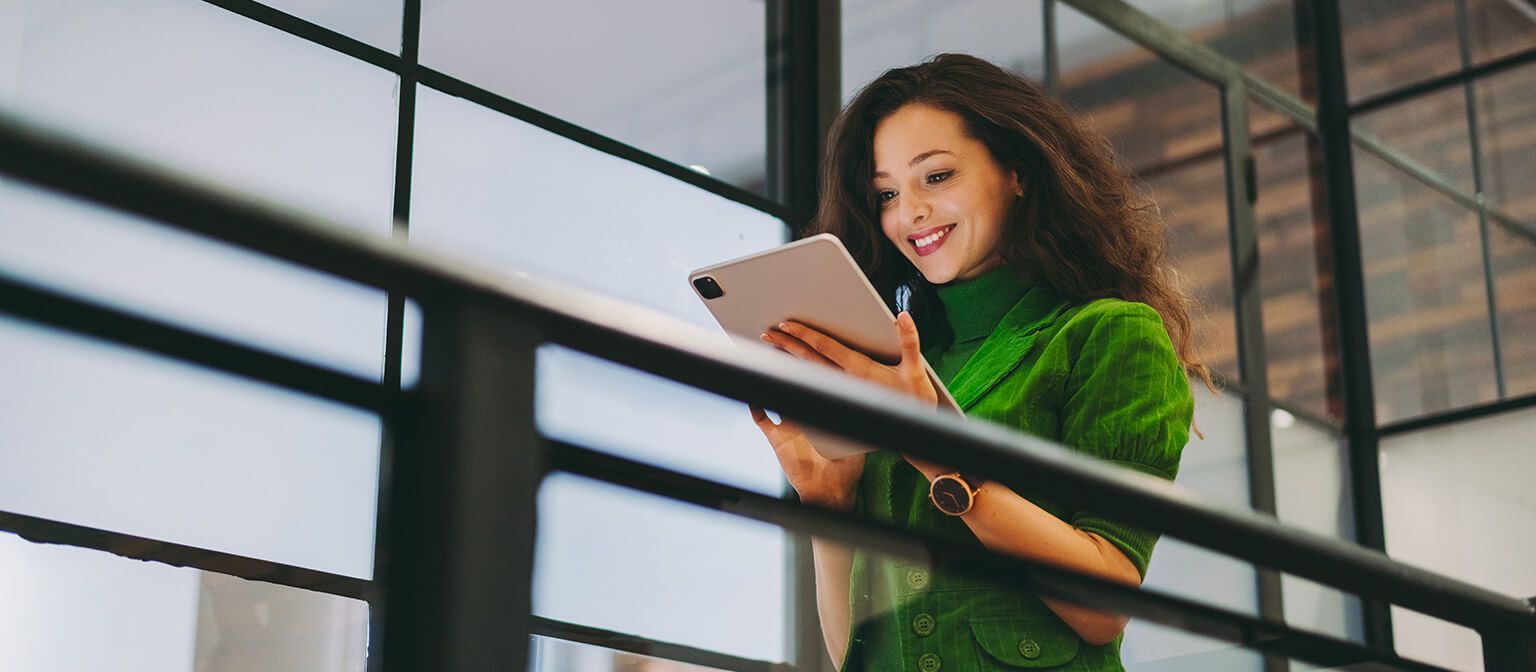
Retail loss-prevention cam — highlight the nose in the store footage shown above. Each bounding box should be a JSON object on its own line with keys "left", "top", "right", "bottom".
{"left": 899, "top": 189, "right": 930, "bottom": 228}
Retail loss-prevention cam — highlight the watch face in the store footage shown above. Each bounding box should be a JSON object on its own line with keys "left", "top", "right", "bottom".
{"left": 931, "top": 476, "right": 972, "bottom": 515}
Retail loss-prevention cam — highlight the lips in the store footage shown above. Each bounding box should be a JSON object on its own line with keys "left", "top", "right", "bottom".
{"left": 908, "top": 224, "right": 956, "bottom": 257}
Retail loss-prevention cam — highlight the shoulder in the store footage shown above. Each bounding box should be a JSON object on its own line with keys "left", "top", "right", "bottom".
{"left": 1054, "top": 298, "right": 1172, "bottom": 350}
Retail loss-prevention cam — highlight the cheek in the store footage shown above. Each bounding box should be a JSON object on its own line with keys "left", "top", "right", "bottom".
{"left": 880, "top": 213, "right": 905, "bottom": 250}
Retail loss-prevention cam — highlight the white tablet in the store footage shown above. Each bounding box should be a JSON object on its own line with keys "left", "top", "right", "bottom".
{"left": 689, "top": 233, "right": 962, "bottom": 459}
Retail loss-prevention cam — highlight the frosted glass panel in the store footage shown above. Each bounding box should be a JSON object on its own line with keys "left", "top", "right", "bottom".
{"left": 1122, "top": 387, "right": 1260, "bottom": 670}
{"left": 0, "top": 181, "right": 389, "bottom": 380}
{"left": 530, "top": 635, "right": 736, "bottom": 671}
{"left": 409, "top": 84, "right": 786, "bottom": 489}
{"left": 0, "top": 317, "right": 381, "bottom": 578}
{"left": 1272, "top": 416, "right": 1364, "bottom": 646}
{"left": 258, "top": 0, "right": 403, "bottom": 51}
{"left": 1122, "top": 619, "right": 1263, "bottom": 671}
{"left": 419, "top": 0, "right": 766, "bottom": 194}
{"left": 534, "top": 475, "right": 787, "bottom": 663}
{"left": 0, "top": 0, "right": 399, "bottom": 230}
{"left": 841, "top": 0, "right": 1046, "bottom": 102}
{"left": 1382, "top": 408, "right": 1536, "bottom": 672}
{"left": 0, "top": 532, "right": 368, "bottom": 672}
{"left": 410, "top": 84, "right": 788, "bottom": 660}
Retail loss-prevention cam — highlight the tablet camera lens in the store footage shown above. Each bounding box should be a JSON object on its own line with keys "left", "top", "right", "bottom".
{"left": 693, "top": 276, "right": 724, "bottom": 300}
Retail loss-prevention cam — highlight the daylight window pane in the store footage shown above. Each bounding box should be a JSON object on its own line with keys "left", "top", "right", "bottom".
{"left": 1382, "top": 408, "right": 1536, "bottom": 671}
{"left": 1341, "top": 1, "right": 1461, "bottom": 103}
{"left": 0, "top": 182, "right": 389, "bottom": 380}
{"left": 419, "top": 0, "right": 766, "bottom": 195}
{"left": 258, "top": 0, "right": 403, "bottom": 51}
{"left": 0, "top": 0, "right": 399, "bottom": 231}
{"left": 1353, "top": 148, "right": 1498, "bottom": 422}
{"left": 410, "top": 85, "right": 788, "bottom": 660}
{"left": 0, "top": 317, "right": 381, "bottom": 579}
{"left": 535, "top": 474, "right": 787, "bottom": 663}
{"left": 0, "top": 532, "right": 368, "bottom": 672}
{"left": 1251, "top": 124, "right": 1345, "bottom": 422}
{"left": 1123, "top": 387, "right": 1260, "bottom": 670}
{"left": 1272, "top": 417, "right": 1364, "bottom": 644}
{"left": 409, "top": 84, "right": 785, "bottom": 491}
{"left": 841, "top": 0, "right": 1045, "bottom": 102}
{"left": 1474, "top": 63, "right": 1536, "bottom": 397}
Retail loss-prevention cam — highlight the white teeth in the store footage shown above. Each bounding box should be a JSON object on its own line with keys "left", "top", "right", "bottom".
{"left": 913, "top": 227, "right": 950, "bottom": 248}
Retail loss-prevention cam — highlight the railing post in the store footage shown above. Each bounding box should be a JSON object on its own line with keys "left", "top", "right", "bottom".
{"left": 376, "top": 297, "right": 544, "bottom": 672}
{"left": 1482, "top": 598, "right": 1536, "bottom": 671}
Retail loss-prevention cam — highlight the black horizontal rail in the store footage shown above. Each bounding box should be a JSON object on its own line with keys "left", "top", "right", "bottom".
{"left": 1349, "top": 42, "right": 1536, "bottom": 118}
{"left": 0, "top": 508, "right": 370, "bottom": 601}
{"left": 1, "top": 110, "right": 1532, "bottom": 638}
{"left": 1379, "top": 390, "right": 1536, "bottom": 438}
{"left": 0, "top": 270, "right": 399, "bottom": 415}
{"left": 547, "top": 441, "right": 1453, "bottom": 672}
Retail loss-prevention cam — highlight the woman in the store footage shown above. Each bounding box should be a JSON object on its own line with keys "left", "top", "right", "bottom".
{"left": 751, "top": 54, "right": 1208, "bottom": 671}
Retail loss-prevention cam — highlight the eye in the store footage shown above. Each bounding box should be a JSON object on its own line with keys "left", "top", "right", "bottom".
{"left": 926, "top": 170, "right": 954, "bottom": 185}
{"left": 876, "top": 190, "right": 896, "bottom": 205}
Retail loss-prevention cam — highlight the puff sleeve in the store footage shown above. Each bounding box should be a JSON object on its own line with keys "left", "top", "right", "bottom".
{"left": 1059, "top": 301, "right": 1194, "bottom": 577}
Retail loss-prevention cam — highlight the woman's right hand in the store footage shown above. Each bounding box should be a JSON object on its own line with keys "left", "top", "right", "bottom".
{"left": 751, "top": 406, "right": 865, "bottom": 511}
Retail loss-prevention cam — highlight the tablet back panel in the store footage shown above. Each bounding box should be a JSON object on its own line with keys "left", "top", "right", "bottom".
{"left": 689, "top": 234, "right": 961, "bottom": 458}
{"left": 690, "top": 234, "right": 901, "bottom": 365}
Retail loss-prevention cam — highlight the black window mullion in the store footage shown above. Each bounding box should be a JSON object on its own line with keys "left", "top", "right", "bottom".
{"left": 1301, "top": 0, "right": 1395, "bottom": 654}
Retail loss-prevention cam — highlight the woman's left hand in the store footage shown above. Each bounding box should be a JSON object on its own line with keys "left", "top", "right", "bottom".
{"left": 762, "top": 311, "right": 948, "bottom": 479}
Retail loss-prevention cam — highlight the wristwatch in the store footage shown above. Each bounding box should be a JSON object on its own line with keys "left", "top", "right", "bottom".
{"left": 929, "top": 472, "right": 986, "bottom": 516}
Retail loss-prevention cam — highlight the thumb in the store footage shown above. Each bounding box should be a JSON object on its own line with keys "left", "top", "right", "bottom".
{"left": 896, "top": 311, "right": 923, "bottom": 368}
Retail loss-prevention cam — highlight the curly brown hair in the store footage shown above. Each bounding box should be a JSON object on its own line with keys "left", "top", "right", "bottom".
{"left": 809, "top": 53, "right": 1212, "bottom": 388}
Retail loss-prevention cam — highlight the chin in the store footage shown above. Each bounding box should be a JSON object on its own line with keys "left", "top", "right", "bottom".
{"left": 914, "top": 262, "right": 961, "bottom": 286}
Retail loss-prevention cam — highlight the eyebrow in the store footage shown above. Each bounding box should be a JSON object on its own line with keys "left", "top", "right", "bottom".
{"left": 873, "top": 149, "right": 953, "bottom": 178}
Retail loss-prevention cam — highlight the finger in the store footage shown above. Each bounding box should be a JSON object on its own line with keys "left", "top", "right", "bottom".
{"left": 896, "top": 312, "right": 927, "bottom": 381}
{"left": 749, "top": 404, "right": 771, "bottom": 425}
{"left": 778, "top": 321, "right": 864, "bottom": 371}
{"left": 763, "top": 330, "right": 840, "bottom": 369}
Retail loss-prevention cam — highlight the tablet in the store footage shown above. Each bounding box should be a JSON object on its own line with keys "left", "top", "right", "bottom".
{"left": 689, "top": 233, "right": 962, "bottom": 459}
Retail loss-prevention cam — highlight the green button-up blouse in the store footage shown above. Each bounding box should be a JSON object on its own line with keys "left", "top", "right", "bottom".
{"left": 840, "top": 267, "right": 1194, "bottom": 672}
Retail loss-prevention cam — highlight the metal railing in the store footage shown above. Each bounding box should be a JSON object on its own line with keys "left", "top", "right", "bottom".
{"left": 2, "top": 109, "right": 1533, "bottom": 671}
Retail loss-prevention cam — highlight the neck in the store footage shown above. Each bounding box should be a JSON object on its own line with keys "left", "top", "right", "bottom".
{"left": 934, "top": 265, "right": 1031, "bottom": 343}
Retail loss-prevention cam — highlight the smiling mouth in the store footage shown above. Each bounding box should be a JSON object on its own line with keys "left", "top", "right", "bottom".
{"left": 908, "top": 224, "right": 956, "bottom": 257}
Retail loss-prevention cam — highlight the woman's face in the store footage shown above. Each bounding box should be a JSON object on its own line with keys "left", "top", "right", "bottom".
{"left": 872, "top": 103, "right": 1021, "bottom": 285}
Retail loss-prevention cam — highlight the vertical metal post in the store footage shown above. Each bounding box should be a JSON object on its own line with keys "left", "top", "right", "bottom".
{"left": 377, "top": 297, "right": 545, "bottom": 672}
{"left": 767, "top": 2, "right": 840, "bottom": 669}
{"left": 1482, "top": 597, "right": 1536, "bottom": 671}
{"left": 766, "top": 0, "right": 840, "bottom": 236}
{"left": 1220, "top": 79, "right": 1289, "bottom": 672}
{"left": 1303, "top": 0, "right": 1395, "bottom": 654}
{"left": 383, "top": 0, "right": 422, "bottom": 393}
{"left": 372, "top": 3, "right": 424, "bottom": 668}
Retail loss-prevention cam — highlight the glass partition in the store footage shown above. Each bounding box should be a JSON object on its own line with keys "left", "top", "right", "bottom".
{"left": 419, "top": 0, "right": 767, "bottom": 194}
{"left": 0, "top": 0, "right": 399, "bottom": 231}
{"left": 1381, "top": 407, "right": 1536, "bottom": 671}
{"left": 841, "top": 0, "right": 1046, "bottom": 101}
{"left": 0, "top": 531, "right": 368, "bottom": 671}
{"left": 0, "top": 315, "right": 382, "bottom": 578}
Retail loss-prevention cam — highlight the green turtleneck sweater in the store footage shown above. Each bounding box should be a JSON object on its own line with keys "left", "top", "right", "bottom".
{"left": 926, "top": 265, "right": 1031, "bottom": 386}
